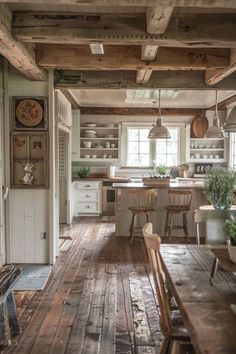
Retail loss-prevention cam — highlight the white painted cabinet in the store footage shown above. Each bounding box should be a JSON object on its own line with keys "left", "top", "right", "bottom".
{"left": 73, "top": 181, "right": 102, "bottom": 215}
{"left": 10, "top": 190, "right": 49, "bottom": 263}
{"left": 186, "top": 124, "right": 226, "bottom": 163}
{"left": 79, "top": 122, "right": 120, "bottom": 161}
{"left": 71, "top": 110, "right": 80, "bottom": 161}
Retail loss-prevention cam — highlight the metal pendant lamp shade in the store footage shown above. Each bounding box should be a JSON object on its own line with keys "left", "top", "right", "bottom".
{"left": 204, "top": 90, "right": 224, "bottom": 138}
{"left": 223, "top": 106, "right": 236, "bottom": 133}
{"left": 148, "top": 90, "right": 171, "bottom": 139}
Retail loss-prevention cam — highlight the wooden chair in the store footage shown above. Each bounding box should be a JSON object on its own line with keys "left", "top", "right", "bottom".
{"left": 128, "top": 189, "right": 156, "bottom": 244}
{"left": 164, "top": 189, "right": 193, "bottom": 242}
{"left": 194, "top": 208, "right": 229, "bottom": 284}
{"left": 143, "top": 223, "right": 193, "bottom": 354}
{"left": 0, "top": 265, "right": 21, "bottom": 350}
{"left": 194, "top": 208, "right": 229, "bottom": 245}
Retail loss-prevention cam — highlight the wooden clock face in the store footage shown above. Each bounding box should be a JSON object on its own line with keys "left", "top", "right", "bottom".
{"left": 16, "top": 99, "right": 43, "bottom": 127}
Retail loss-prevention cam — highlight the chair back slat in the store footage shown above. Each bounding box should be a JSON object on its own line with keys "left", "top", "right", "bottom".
{"left": 168, "top": 189, "right": 193, "bottom": 209}
{"left": 143, "top": 223, "right": 172, "bottom": 335}
{"left": 128, "top": 189, "right": 156, "bottom": 212}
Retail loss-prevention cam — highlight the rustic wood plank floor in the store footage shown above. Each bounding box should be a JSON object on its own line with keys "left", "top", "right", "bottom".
{"left": 2, "top": 217, "right": 195, "bottom": 354}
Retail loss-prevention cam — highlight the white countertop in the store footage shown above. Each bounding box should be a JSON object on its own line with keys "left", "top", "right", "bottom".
{"left": 112, "top": 180, "right": 204, "bottom": 189}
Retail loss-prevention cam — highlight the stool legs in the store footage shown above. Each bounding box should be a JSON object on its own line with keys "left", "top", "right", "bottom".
{"left": 164, "top": 211, "right": 172, "bottom": 240}
{"left": 183, "top": 213, "right": 189, "bottom": 243}
{"left": 129, "top": 213, "right": 136, "bottom": 244}
{"left": 165, "top": 211, "right": 190, "bottom": 242}
{"left": 130, "top": 212, "right": 151, "bottom": 244}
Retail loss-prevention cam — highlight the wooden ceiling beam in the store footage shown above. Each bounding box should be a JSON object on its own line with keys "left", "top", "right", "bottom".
{"left": 1, "top": 0, "right": 236, "bottom": 8}
{"left": 80, "top": 106, "right": 205, "bottom": 116}
{"left": 136, "top": 69, "right": 153, "bottom": 84}
{"left": 13, "top": 13, "right": 236, "bottom": 48}
{"left": 0, "top": 5, "right": 46, "bottom": 80}
{"left": 37, "top": 45, "right": 229, "bottom": 70}
{"left": 60, "top": 89, "right": 80, "bottom": 109}
{"left": 141, "top": 45, "right": 159, "bottom": 61}
{"left": 205, "top": 49, "right": 236, "bottom": 85}
{"left": 54, "top": 70, "right": 236, "bottom": 90}
{"left": 208, "top": 93, "right": 236, "bottom": 110}
{"left": 146, "top": 0, "right": 175, "bottom": 34}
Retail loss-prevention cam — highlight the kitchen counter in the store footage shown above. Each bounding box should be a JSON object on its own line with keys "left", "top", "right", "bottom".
{"left": 72, "top": 176, "right": 130, "bottom": 182}
{"left": 112, "top": 180, "right": 204, "bottom": 189}
{"left": 113, "top": 180, "right": 207, "bottom": 238}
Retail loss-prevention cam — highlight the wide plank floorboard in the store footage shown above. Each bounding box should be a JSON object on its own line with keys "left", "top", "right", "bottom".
{"left": 2, "top": 217, "right": 164, "bottom": 354}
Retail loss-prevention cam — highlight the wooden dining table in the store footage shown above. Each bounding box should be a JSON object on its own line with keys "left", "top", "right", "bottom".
{"left": 160, "top": 244, "right": 236, "bottom": 354}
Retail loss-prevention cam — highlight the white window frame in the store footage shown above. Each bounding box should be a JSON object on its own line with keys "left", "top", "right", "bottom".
{"left": 121, "top": 123, "right": 180, "bottom": 167}
{"left": 154, "top": 126, "right": 180, "bottom": 167}
{"left": 229, "top": 132, "right": 236, "bottom": 168}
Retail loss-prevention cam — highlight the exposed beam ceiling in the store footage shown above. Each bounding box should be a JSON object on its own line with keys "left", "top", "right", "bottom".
{"left": 2, "top": 0, "right": 236, "bottom": 7}
{"left": 37, "top": 46, "right": 229, "bottom": 71}
{"left": 205, "top": 49, "right": 236, "bottom": 85}
{"left": 0, "top": 4, "right": 46, "bottom": 80}
{"left": 12, "top": 13, "right": 236, "bottom": 48}
{"left": 80, "top": 106, "right": 205, "bottom": 116}
{"left": 55, "top": 70, "right": 236, "bottom": 90}
{"left": 146, "top": 1, "right": 175, "bottom": 34}
{"left": 0, "top": 0, "right": 235, "bottom": 91}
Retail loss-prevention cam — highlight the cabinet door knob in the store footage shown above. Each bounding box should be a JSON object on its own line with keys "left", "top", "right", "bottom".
{"left": 86, "top": 194, "right": 91, "bottom": 197}
{"left": 86, "top": 205, "right": 91, "bottom": 208}
{"left": 85, "top": 185, "right": 91, "bottom": 188}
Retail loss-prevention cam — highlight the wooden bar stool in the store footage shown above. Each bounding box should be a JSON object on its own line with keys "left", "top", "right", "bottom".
{"left": 128, "top": 189, "right": 156, "bottom": 244}
{"left": 164, "top": 189, "right": 193, "bottom": 242}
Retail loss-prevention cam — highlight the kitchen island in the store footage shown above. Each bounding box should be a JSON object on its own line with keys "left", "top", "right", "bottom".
{"left": 113, "top": 180, "right": 206, "bottom": 239}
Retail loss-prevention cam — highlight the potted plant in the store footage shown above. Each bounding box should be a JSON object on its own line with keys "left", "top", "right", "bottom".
{"left": 224, "top": 217, "right": 236, "bottom": 263}
{"left": 204, "top": 166, "right": 236, "bottom": 210}
{"left": 154, "top": 163, "right": 167, "bottom": 177}
{"left": 77, "top": 166, "right": 90, "bottom": 178}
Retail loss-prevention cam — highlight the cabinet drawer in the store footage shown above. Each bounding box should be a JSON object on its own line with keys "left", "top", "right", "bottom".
{"left": 75, "top": 181, "right": 100, "bottom": 190}
{"left": 77, "top": 202, "right": 99, "bottom": 213}
{"left": 78, "top": 191, "right": 99, "bottom": 202}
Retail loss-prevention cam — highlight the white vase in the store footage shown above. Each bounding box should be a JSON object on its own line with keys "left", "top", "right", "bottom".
{"left": 227, "top": 239, "right": 236, "bottom": 263}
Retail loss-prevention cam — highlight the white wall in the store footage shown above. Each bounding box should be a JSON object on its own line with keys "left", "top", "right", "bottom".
{"left": 6, "top": 71, "right": 51, "bottom": 263}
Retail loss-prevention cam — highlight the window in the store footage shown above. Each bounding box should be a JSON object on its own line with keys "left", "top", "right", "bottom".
{"left": 125, "top": 125, "right": 179, "bottom": 167}
{"left": 229, "top": 133, "right": 236, "bottom": 168}
{"left": 155, "top": 128, "right": 179, "bottom": 166}
{"left": 127, "top": 127, "right": 150, "bottom": 166}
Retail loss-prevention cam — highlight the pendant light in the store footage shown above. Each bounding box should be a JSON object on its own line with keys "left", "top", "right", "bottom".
{"left": 148, "top": 89, "right": 171, "bottom": 139}
{"left": 204, "top": 90, "right": 224, "bottom": 138}
{"left": 223, "top": 105, "right": 236, "bottom": 134}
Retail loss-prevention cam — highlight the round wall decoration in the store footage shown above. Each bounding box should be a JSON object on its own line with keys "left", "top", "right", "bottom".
{"left": 16, "top": 99, "right": 43, "bottom": 127}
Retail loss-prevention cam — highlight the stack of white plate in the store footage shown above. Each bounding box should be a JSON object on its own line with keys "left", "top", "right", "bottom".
{"left": 85, "top": 122, "right": 97, "bottom": 127}
{"left": 84, "top": 130, "right": 96, "bottom": 138}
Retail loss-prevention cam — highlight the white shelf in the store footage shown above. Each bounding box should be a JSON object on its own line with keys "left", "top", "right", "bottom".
{"left": 80, "top": 137, "right": 118, "bottom": 140}
{"left": 190, "top": 148, "right": 224, "bottom": 151}
{"left": 79, "top": 121, "right": 120, "bottom": 160}
{"left": 190, "top": 137, "right": 224, "bottom": 141}
{"left": 81, "top": 148, "right": 118, "bottom": 150}
{"left": 185, "top": 124, "right": 227, "bottom": 163}
{"left": 79, "top": 158, "right": 119, "bottom": 161}
{"left": 80, "top": 126, "right": 118, "bottom": 129}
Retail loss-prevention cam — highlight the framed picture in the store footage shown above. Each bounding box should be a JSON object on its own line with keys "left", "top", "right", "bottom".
{"left": 11, "top": 132, "right": 49, "bottom": 188}
{"left": 12, "top": 96, "right": 48, "bottom": 130}
{"left": 195, "top": 163, "right": 213, "bottom": 174}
